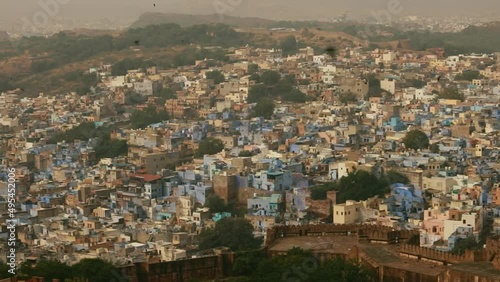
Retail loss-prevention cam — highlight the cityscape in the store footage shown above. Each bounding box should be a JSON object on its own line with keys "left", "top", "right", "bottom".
{"left": 1, "top": 2, "right": 500, "bottom": 282}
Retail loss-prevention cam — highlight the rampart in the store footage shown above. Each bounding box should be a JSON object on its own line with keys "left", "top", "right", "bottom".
{"left": 266, "top": 224, "right": 419, "bottom": 245}
{"left": 399, "top": 243, "right": 485, "bottom": 265}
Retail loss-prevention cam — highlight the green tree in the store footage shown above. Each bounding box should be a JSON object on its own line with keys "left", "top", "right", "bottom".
{"left": 248, "top": 64, "right": 259, "bottom": 74}
{"left": 384, "top": 170, "right": 410, "bottom": 185}
{"left": 72, "top": 258, "right": 117, "bottom": 282}
{"left": 195, "top": 137, "right": 225, "bottom": 157}
{"left": 438, "top": 87, "right": 465, "bottom": 101}
{"left": 94, "top": 138, "right": 128, "bottom": 160}
{"left": 455, "top": 70, "right": 482, "bottom": 81}
{"left": 154, "top": 87, "right": 177, "bottom": 104}
{"left": 403, "top": 129, "right": 430, "bottom": 150}
{"left": 252, "top": 99, "right": 275, "bottom": 119}
{"left": 280, "top": 35, "right": 298, "bottom": 56}
{"left": 249, "top": 73, "right": 260, "bottom": 82}
{"left": 130, "top": 105, "right": 170, "bottom": 129}
{"left": 339, "top": 92, "right": 358, "bottom": 104}
{"left": 309, "top": 257, "right": 376, "bottom": 282}
{"left": 36, "top": 260, "right": 71, "bottom": 282}
{"left": 260, "top": 70, "right": 281, "bottom": 86}
{"left": 198, "top": 217, "right": 262, "bottom": 251}
{"left": 451, "top": 236, "right": 481, "bottom": 255}
{"left": 249, "top": 248, "right": 375, "bottom": 282}
{"left": 205, "top": 194, "right": 227, "bottom": 213}
{"left": 310, "top": 184, "right": 336, "bottom": 200}
{"left": 430, "top": 143, "right": 441, "bottom": 154}
{"left": 112, "top": 58, "right": 154, "bottom": 76}
{"left": 284, "top": 88, "right": 311, "bottom": 103}
{"left": 0, "top": 262, "right": 15, "bottom": 279}
{"left": 238, "top": 150, "right": 254, "bottom": 157}
{"left": 299, "top": 79, "right": 310, "bottom": 85}
{"left": 408, "top": 79, "right": 426, "bottom": 88}
{"left": 366, "top": 74, "right": 383, "bottom": 98}
{"left": 233, "top": 250, "right": 267, "bottom": 276}
{"left": 125, "top": 91, "right": 148, "bottom": 105}
{"left": 206, "top": 70, "right": 225, "bottom": 84}
{"left": 312, "top": 170, "right": 389, "bottom": 203}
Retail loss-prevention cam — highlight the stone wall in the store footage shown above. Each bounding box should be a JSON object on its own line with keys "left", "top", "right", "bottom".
{"left": 266, "top": 224, "right": 419, "bottom": 245}
{"left": 380, "top": 265, "right": 441, "bottom": 282}
{"left": 117, "top": 251, "right": 234, "bottom": 282}
{"left": 399, "top": 244, "right": 466, "bottom": 265}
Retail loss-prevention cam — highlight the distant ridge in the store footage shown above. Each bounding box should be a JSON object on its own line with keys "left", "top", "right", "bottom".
{"left": 0, "top": 31, "right": 10, "bottom": 41}
{"left": 130, "top": 12, "right": 277, "bottom": 29}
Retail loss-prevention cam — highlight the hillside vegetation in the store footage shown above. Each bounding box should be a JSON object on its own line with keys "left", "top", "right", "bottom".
{"left": 0, "top": 15, "right": 499, "bottom": 96}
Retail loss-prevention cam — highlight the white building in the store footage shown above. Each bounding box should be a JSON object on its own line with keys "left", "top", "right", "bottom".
{"left": 380, "top": 77, "right": 397, "bottom": 94}
{"left": 333, "top": 200, "right": 364, "bottom": 224}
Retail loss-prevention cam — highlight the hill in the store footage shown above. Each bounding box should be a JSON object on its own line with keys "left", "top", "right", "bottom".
{"left": 130, "top": 12, "right": 276, "bottom": 29}
{"left": 0, "top": 31, "right": 9, "bottom": 41}
{"left": 371, "top": 22, "right": 500, "bottom": 54}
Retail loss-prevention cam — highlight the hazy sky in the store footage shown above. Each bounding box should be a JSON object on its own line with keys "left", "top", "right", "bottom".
{"left": 1, "top": 0, "right": 499, "bottom": 28}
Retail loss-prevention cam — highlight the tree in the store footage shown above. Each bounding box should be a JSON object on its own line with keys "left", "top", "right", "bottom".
{"left": 252, "top": 99, "right": 275, "bottom": 119}
{"left": 94, "top": 138, "right": 128, "bottom": 160}
{"left": 125, "top": 91, "right": 148, "bottom": 105}
{"left": 195, "top": 137, "right": 224, "bottom": 157}
{"left": 18, "top": 260, "right": 72, "bottom": 281}
{"left": 198, "top": 217, "right": 262, "bottom": 251}
{"left": 280, "top": 35, "right": 298, "bottom": 56}
{"left": 403, "top": 129, "right": 429, "bottom": 150}
{"left": 366, "top": 74, "right": 383, "bottom": 98}
{"left": 248, "top": 64, "right": 259, "bottom": 74}
{"left": 455, "top": 70, "right": 482, "bottom": 81}
{"left": 238, "top": 150, "right": 254, "bottom": 157}
{"left": 438, "top": 87, "right": 464, "bottom": 101}
{"left": 284, "top": 88, "right": 311, "bottom": 103}
{"left": 384, "top": 170, "right": 410, "bottom": 185}
{"left": 451, "top": 236, "right": 481, "bottom": 255}
{"left": 310, "top": 184, "right": 336, "bottom": 200}
{"left": 339, "top": 92, "right": 358, "bottom": 104}
{"left": 247, "top": 84, "right": 269, "bottom": 103}
{"left": 112, "top": 58, "right": 152, "bottom": 76}
{"left": 309, "top": 257, "right": 376, "bottom": 282}
{"left": 311, "top": 170, "right": 389, "bottom": 203}
{"left": 154, "top": 87, "right": 176, "bottom": 104}
{"left": 430, "top": 143, "right": 441, "bottom": 154}
{"left": 206, "top": 70, "right": 225, "bottom": 84}
{"left": 0, "top": 262, "right": 15, "bottom": 279}
{"left": 130, "top": 105, "right": 169, "bottom": 129}
{"left": 408, "top": 79, "right": 426, "bottom": 88}
{"left": 248, "top": 248, "right": 375, "bottom": 282}
{"left": 260, "top": 70, "right": 281, "bottom": 86}
{"left": 72, "top": 258, "right": 117, "bottom": 282}
{"left": 249, "top": 73, "right": 260, "bottom": 82}
{"left": 205, "top": 194, "right": 227, "bottom": 213}
{"left": 233, "top": 250, "right": 267, "bottom": 276}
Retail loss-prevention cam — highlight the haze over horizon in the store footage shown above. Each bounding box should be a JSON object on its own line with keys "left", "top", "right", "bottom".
{"left": 1, "top": 0, "right": 499, "bottom": 31}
